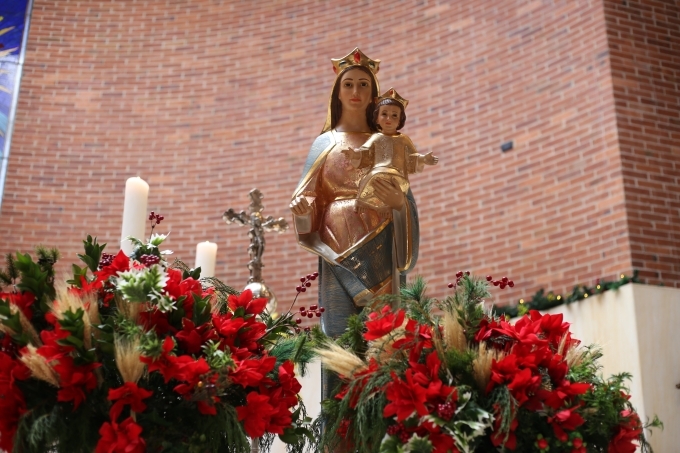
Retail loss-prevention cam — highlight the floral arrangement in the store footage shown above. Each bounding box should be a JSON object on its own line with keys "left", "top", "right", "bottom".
{"left": 314, "top": 274, "right": 661, "bottom": 453}
{"left": 493, "top": 272, "right": 639, "bottom": 319}
{"left": 0, "top": 224, "right": 315, "bottom": 452}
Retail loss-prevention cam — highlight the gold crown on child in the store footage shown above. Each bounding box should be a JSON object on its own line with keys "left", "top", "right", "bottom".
{"left": 331, "top": 47, "right": 381, "bottom": 75}
{"left": 376, "top": 87, "right": 409, "bottom": 110}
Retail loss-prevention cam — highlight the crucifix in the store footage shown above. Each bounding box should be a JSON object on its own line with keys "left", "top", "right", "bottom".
{"left": 222, "top": 188, "right": 288, "bottom": 313}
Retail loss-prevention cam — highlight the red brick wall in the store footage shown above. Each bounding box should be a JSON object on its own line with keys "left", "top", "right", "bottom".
{"left": 2, "top": 0, "right": 672, "bottom": 310}
{"left": 603, "top": 0, "right": 680, "bottom": 286}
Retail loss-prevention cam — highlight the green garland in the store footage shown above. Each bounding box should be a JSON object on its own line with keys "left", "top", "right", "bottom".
{"left": 493, "top": 271, "right": 639, "bottom": 318}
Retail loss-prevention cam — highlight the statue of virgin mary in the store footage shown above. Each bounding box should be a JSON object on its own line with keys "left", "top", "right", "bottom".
{"left": 290, "top": 48, "right": 420, "bottom": 402}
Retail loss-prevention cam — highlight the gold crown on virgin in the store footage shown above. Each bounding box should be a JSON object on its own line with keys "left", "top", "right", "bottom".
{"left": 376, "top": 87, "right": 409, "bottom": 110}
{"left": 331, "top": 47, "right": 380, "bottom": 75}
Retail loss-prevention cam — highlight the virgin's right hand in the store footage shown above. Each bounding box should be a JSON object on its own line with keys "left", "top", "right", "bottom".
{"left": 290, "top": 196, "right": 313, "bottom": 216}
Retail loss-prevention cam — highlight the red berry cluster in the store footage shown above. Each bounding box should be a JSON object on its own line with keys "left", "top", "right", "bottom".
{"left": 295, "top": 272, "right": 318, "bottom": 293}
{"left": 436, "top": 402, "right": 455, "bottom": 420}
{"left": 386, "top": 423, "right": 411, "bottom": 443}
{"left": 148, "top": 211, "right": 164, "bottom": 224}
{"left": 447, "top": 270, "right": 470, "bottom": 288}
{"left": 486, "top": 275, "right": 514, "bottom": 289}
{"left": 139, "top": 254, "right": 161, "bottom": 266}
{"left": 99, "top": 253, "right": 115, "bottom": 268}
{"left": 289, "top": 272, "right": 322, "bottom": 334}
{"left": 294, "top": 304, "right": 325, "bottom": 334}
{"left": 148, "top": 211, "right": 164, "bottom": 233}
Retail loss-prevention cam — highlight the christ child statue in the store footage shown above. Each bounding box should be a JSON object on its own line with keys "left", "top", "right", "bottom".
{"left": 342, "top": 88, "right": 438, "bottom": 214}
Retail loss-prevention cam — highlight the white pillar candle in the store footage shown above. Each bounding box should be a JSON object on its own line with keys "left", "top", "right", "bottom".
{"left": 120, "top": 177, "right": 149, "bottom": 255}
{"left": 195, "top": 241, "right": 218, "bottom": 278}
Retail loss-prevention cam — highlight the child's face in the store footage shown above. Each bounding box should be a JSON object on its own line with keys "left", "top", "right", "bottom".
{"left": 377, "top": 104, "right": 401, "bottom": 135}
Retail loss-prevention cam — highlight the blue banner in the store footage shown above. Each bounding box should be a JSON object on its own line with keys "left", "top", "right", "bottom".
{"left": 0, "top": 0, "right": 30, "bottom": 157}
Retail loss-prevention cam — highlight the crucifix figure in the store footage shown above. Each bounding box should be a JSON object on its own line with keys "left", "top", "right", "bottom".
{"left": 223, "top": 188, "right": 288, "bottom": 312}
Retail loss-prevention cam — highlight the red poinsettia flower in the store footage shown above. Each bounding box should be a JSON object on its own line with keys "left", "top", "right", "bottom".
{"left": 392, "top": 320, "right": 434, "bottom": 351}
{"left": 162, "top": 268, "right": 184, "bottom": 300}
{"left": 541, "top": 378, "right": 591, "bottom": 410}
{"left": 228, "top": 289, "right": 268, "bottom": 316}
{"left": 0, "top": 352, "right": 31, "bottom": 452}
{"left": 176, "top": 318, "right": 217, "bottom": 354}
{"left": 108, "top": 382, "right": 153, "bottom": 422}
{"left": 229, "top": 356, "right": 277, "bottom": 388}
{"left": 178, "top": 277, "right": 204, "bottom": 313}
{"left": 235, "top": 321, "right": 267, "bottom": 354}
{"left": 212, "top": 314, "right": 246, "bottom": 346}
{"left": 170, "top": 357, "right": 219, "bottom": 416}
{"left": 506, "top": 368, "right": 541, "bottom": 406}
{"left": 36, "top": 314, "right": 74, "bottom": 361}
{"left": 53, "top": 356, "right": 100, "bottom": 409}
{"left": 95, "top": 417, "right": 146, "bottom": 453}
{"left": 422, "top": 421, "right": 459, "bottom": 453}
{"left": 488, "top": 353, "right": 542, "bottom": 405}
{"left": 172, "top": 356, "right": 211, "bottom": 395}
{"left": 509, "top": 317, "right": 545, "bottom": 348}
{"left": 140, "top": 336, "right": 178, "bottom": 382}
{"left": 0, "top": 291, "right": 35, "bottom": 319}
{"left": 70, "top": 274, "right": 102, "bottom": 297}
{"left": 176, "top": 319, "right": 204, "bottom": 354}
{"left": 364, "top": 306, "right": 405, "bottom": 341}
{"left": 406, "top": 350, "right": 456, "bottom": 404}
{"left": 608, "top": 410, "right": 642, "bottom": 453}
{"left": 545, "top": 353, "right": 568, "bottom": 383}
{"left": 212, "top": 312, "right": 267, "bottom": 359}
{"left": 474, "top": 316, "right": 499, "bottom": 343}
{"left": 383, "top": 370, "right": 429, "bottom": 421}
{"left": 236, "top": 391, "right": 278, "bottom": 438}
{"left": 277, "top": 361, "right": 302, "bottom": 396}
{"left": 537, "top": 312, "right": 575, "bottom": 348}
{"left": 266, "top": 403, "right": 294, "bottom": 435}
{"left": 96, "top": 250, "right": 130, "bottom": 284}
{"left": 161, "top": 269, "right": 202, "bottom": 314}
{"left": 548, "top": 405, "right": 585, "bottom": 442}
{"left": 139, "top": 306, "right": 177, "bottom": 335}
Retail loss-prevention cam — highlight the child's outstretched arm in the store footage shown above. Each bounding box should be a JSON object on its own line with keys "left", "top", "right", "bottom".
{"left": 341, "top": 146, "right": 364, "bottom": 168}
{"left": 341, "top": 135, "right": 376, "bottom": 169}
{"left": 423, "top": 151, "right": 438, "bottom": 165}
{"left": 408, "top": 151, "right": 439, "bottom": 173}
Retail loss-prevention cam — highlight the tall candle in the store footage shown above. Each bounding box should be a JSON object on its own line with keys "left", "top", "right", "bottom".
{"left": 120, "top": 177, "right": 149, "bottom": 255}
{"left": 195, "top": 241, "right": 218, "bottom": 278}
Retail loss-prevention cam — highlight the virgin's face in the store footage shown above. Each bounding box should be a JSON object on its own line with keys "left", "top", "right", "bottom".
{"left": 337, "top": 68, "right": 373, "bottom": 114}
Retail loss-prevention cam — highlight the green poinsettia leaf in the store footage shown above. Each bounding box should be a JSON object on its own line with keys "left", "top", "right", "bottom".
{"left": 126, "top": 236, "right": 145, "bottom": 247}
{"left": 189, "top": 267, "right": 201, "bottom": 280}
{"left": 192, "top": 293, "right": 212, "bottom": 326}
{"left": 149, "top": 233, "right": 167, "bottom": 247}
{"left": 77, "top": 235, "right": 106, "bottom": 272}
{"left": 278, "top": 430, "right": 299, "bottom": 444}
{"left": 66, "top": 264, "right": 89, "bottom": 287}
{"left": 14, "top": 252, "right": 50, "bottom": 303}
{"left": 404, "top": 435, "right": 433, "bottom": 453}
{"left": 379, "top": 435, "right": 403, "bottom": 453}
{"left": 115, "top": 264, "right": 168, "bottom": 303}
{"left": 0, "top": 298, "right": 23, "bottom": 336}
